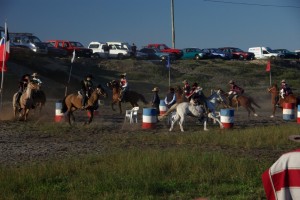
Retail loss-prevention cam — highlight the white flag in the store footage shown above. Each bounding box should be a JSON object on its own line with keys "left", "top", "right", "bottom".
{"left": 71, "top": 50, "right": 75, "bottom": 63}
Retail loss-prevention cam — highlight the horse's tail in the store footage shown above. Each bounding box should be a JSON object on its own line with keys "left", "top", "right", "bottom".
{"left": 249, "top": 97, "right": 261, "bottom": 108}
{"left": 139, "top": 93, "right": 148, "bottom": 105}
{"left": 158, "top": 103, "right": 178, "bottom": 121}
{"left": 61, "top": 97, "right": 68, "bottom": 113}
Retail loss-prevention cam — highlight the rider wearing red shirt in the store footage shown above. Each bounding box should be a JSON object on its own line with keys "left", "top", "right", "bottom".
{"left": 119, "top": 73, "right": 128, "bottom": 101}
{"left": 228, "top": 80, "right": 244, "bottom": 106}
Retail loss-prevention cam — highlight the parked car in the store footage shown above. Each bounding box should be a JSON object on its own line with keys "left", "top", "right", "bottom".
{"left": 219, "top": 47, "right": 255, "bottom": 60}
{"left": 88, "top": 41, "right": 109, "bottom": 59}
{"left": 10, "top": 42, "right": 33, "bottom": 56}
{"left": 106, "top": 42, "right": 131, "bottom": 59}
{"left": 10, "top": 33, "right": 48, "bottom": 54}
{"left": 202, "top": 48, "right": 232, "bottom": 60}
{"left": 135, "top": 51, "right": 149, "bottom": 60}
{"left": 47, "top": 40, "right": 92, "bottom": 58}
{"left": 273, "top": 49, "right": 299, "bottom": 59}
{"left": 46, "top": 42, "right": 68, "bottom": 58}
{"left": 147, "top": 44, "right": 183, "bottom": 59}
{"left": 139, "top": 48, "right": 175, "bottom": 61}
{"left": 181, "top": 48, "right": 208, "bottom": 60}
{"left": 248, "top": 47, "right": 282, "bottom": 59}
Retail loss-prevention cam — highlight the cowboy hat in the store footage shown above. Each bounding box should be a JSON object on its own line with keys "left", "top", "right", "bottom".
{"left": 281, "top": 79, "right": 286, "bottom": 83}
{"left": 31, "top": 72, "right": 38, "bottom": 77}
{"left": 152, "top": 87, "right": 159, "bottom": 92}
{"left": 228, "top": 80, "right": 234, "bottom": 84}
{"left": 182, "top": 80, "right": 188, "bottom": 84}
{"left": 288, "top": 135, "right": 300, "bottom": 143}
{"left": 86, "top": 74, "right": 93, "bottom": 78}
{"left": 121, "top": 73, "right": 127, "bottom": 76}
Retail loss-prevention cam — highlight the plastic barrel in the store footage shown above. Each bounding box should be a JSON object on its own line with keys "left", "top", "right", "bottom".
{"left": 220, "top": 109, "right": 234, "bottom": 128}
{"left": 54, "top": 101, "right": 64, "bottom": 122}
{"left": 87, "top": 110, "right": 99, "bottom": 117}
{"left": 159, "top": 100, "right": 167, "bottom": 116}
{"left": 298, "top": 105, "right": 300, "bottom": 124}
{"left": 142, "top": 108, "right": 157, "bottom": 129}
{"left": 283, "top": 103, "right": 295, "bottom": 121}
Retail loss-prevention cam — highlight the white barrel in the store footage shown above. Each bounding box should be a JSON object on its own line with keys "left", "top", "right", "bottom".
{"left": 142, "top": 108, "right": 157, "bottom": 129}
{"left": 220, "top": 109, "right": 234, "bottom": 128}
{"left": 283, "top": 103, "right": 295, "bottom": 121}
{"left": 54, "top": 101, "right": 64, "bottom": 122}
{"left": 159, "top": 100, "right": 167, "bottom": 116}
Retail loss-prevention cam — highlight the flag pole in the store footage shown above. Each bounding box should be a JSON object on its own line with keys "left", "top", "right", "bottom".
{"left": 65, "top": 50, "right": 75, "bottom": 96}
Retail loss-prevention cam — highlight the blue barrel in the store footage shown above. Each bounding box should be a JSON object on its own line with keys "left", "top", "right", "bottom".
{"left": 159, "top": 100, "right": 167, "bottom": 116}
{"left": 142, "top": 108, "right": 157, "bottom": 129}
{"left": 54, "top": 101, "right": 64, "bottom": 122}
{"left": 220, "top": 109, "right": 234, "bottom": 128}
{"left": 283, "top": 103, "right": 295, "bottom": 121}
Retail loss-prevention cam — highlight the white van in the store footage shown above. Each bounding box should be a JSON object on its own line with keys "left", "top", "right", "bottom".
{"left": 248, "top": 47, "right": 282, "bottom": 59}
{"left": 88, "top": 41, "right": 109, "bottom": 59}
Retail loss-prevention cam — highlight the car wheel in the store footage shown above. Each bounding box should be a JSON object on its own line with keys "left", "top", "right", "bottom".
{"left": 195, "top": 55, "right": 201, "bottom": 60}
{"left": 117, "top": 54, "right": 124, "bottom": 60}
{"left": 92, "top": 53, "right": 100, "bottom": 59}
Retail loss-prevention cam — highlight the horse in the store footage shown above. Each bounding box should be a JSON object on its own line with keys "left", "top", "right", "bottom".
{"left": 62, "top": 84, "right": 107, "bottom": 125}
{"left": 268, "top": 84, "right": 300, "bottom": 118}
{"left": 12, "top": 81, "right": 40, "bottom": 121}
{"left": 160, "top": 101, "right": 223, "bottom": 132}
{"left": 106, "top": 80, "right": 148, "bottom": 114}
{"left": 219, "top": 89, "right": 260, "bottom": 117}
{"left": 31, "top": 90, "right": 46, "bottom": 115}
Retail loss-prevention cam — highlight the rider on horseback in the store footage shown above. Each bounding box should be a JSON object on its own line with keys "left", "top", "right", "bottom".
{"left": 228, "top": 80, "right": 244, "bottom": 107}
{"left": 15, "top": 74, "right": 31, "bottom": 108}
{"left": 31, "top": 72, "right": 42, "bottom": 86}
{"left": 118, "top": 73, "right": 128, "bottom": 102}
{"left": 80, "top": 74, "right": 94, "bottom": 109}
{"left": 276, "top": 79, "right": 293, "bottom": 107}
{"left": 182, "top": 80, "right": 191, "bottom": 97}
{"left": 191, "top": 85, "right": 209, "bottom": 113}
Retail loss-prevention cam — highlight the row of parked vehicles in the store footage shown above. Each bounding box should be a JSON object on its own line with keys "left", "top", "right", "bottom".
{"left": 6, "top": 30, "right": 300, "bottom": 61}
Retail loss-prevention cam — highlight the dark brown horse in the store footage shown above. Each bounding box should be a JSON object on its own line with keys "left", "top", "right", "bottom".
{"left": 62, "top": 85, "right": 107, "bottom": 125}
{"left": 106, "top": 80, "right": 148, "bottom": 114}
{"left": 268, "top": 84, "right": 300, "bottom": 118}
{"left": 219, "top": 89, "right": 260, "bottom": 117}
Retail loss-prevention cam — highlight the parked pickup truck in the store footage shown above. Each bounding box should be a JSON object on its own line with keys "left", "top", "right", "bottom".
{"left": 147, "top": 44, "right": 183, "bottom": 59}
{"left": 47, "top": 40, "right": 93, "bottom": 58}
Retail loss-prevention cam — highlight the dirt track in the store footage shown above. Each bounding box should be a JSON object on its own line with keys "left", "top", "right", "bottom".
{"left": 0, "top": 95, "right": 294, "bottom": 166}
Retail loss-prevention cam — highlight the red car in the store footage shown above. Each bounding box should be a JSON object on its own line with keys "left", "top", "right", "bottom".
{"left": 47, "top": 40, "right": 92, "bottom": 58}
{"left": 219, "top": 47, "right": 255, "bottom": 60}
{"left": 147, "top": 44, "right": 183, "bottom": 59}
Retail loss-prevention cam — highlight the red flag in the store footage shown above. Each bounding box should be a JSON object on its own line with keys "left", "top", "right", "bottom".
{"left": 266, "top": 60, "right": 271, "bottom": 72}
{"left": 0, "top": 22, "right": 9, "bottom": 72}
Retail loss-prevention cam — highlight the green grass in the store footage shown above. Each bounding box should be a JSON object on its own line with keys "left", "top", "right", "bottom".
{"left": 1, "top": 125, "right": 299, "bottom": 199}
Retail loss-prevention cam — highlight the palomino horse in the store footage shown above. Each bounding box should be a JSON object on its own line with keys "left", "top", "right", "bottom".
{"left": 62, "top": 85, "right": 107, "bottom": 125}
{"left": 268, "top": 84, "right": 300, "bottom": 118}
{"left": 106, "top": 80, "right": 148, "bottom": 113}
{"left": 12, "top": 81, "right": 40, "bottom": 121}
{"left": 219, "top": 89, "right": 260, "bottom": 117}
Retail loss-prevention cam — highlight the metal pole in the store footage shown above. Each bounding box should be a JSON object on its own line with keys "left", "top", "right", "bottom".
{"left": 171, "top": 0, "right": 175, "bottom": 48}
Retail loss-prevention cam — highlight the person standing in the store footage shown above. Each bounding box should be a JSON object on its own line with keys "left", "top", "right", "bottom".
{"left": 164, "top": 87, "right": 176, "bottom": 109}
{"left": 151, "top": 87, "right": 160, "bottom": 114}
{"left": 131, "top": 43, "right": 137, "bottom": 58}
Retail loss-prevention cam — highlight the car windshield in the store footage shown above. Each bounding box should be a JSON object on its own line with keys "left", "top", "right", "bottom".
{"left": 266, "top": 47, "right": 276, "bottom": 53}
{"left": 27, "top": 36, "right": 42, "bottom": 43}
{"left": 70, "top": 42, "right": 84, "bottom": 47}
{"left": 233, "top": 48, "right": 243, "bottom": 52}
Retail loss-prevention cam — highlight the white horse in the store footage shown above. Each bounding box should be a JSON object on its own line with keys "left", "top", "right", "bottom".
{"left": 158, "top": 89, "right": 225, "bottom": 132}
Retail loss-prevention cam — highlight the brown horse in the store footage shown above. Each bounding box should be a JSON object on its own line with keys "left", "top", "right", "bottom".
{"left": 62, "top": 85, "right": 107, "bottom": 125}
{"left": 106, "top": 80, "right": 148, "bottom": 113}
{"left": 12, "top": 81, "right": 40, "bottom": 121}
{"left": 268, "top": 84, "right": 300, "bottom": 118}
{"left": 219, "top": 89, "right": 260, "bottom": 117}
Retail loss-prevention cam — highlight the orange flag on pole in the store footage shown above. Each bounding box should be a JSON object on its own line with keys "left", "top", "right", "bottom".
{"left": 266, "top": 60, "right": 271, "bottom": 72}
